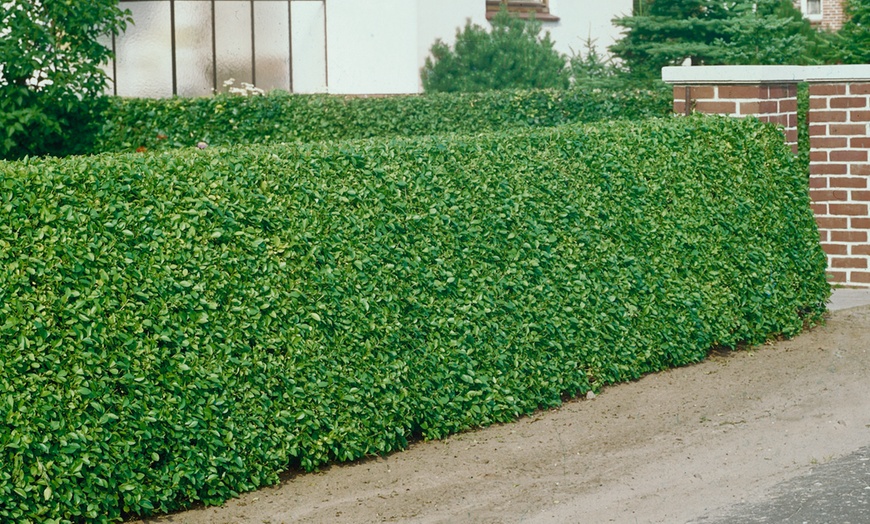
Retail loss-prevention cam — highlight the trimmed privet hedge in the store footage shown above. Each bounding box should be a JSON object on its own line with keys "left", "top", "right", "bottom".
{"left": 93, "top": 85, "right": 671, "bottom": 153}
{"left": 1, "top": 116, "right": 827, "bottom": 522}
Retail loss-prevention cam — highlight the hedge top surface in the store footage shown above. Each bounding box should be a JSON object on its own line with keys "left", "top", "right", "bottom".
{"left": 93, "top": 85, "right": 672, "bottom": 154}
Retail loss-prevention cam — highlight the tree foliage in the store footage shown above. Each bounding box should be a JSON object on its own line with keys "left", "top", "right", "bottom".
{"left": 567, "top": 37, "right": 666, "bottom": 90}
{"left": 421, "top": 9, "right": 569, "bottom": 93}
{"left": 569, "top": 37, "right": 620, "bottom": 84}
{"left": 0, "top": 0, "right": 130, "bottom": 159}
{"left": 834, "top": 0, "right": 870, "bottom": 63}
{"left": 611, "top": 0, "right": 823, "bottom": 79}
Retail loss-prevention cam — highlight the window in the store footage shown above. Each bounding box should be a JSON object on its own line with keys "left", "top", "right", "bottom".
{"left": 486, "top": 0, "right": 559, "bottom": 22}
{"left": 800, "top": 0, "right": 823, "bottom": 21}
{"left": 106, "top": 0, "right": 328, "bottom": 97}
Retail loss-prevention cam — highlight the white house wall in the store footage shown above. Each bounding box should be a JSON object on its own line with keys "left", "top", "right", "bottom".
{"left": 323, "top": 0, "right": 490, "bottom": 94}
{"left": 325, "top": 0, "right": 419, "bottom": 95}
{"left": 103, "top": 1, "right": 629, "bottom": 97}
{"left": 291, "top": 1, "right": 328, "bottom": 94}
{"left": 545, "top": 0, "right": 632, "bottom": 59}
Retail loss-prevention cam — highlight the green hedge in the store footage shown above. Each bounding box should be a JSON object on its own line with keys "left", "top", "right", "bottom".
{"left": 0, "top": 116, "right": 828, "bottom": 522}
{"left": 93, "top": 85, "right": 671, "bottom": 153}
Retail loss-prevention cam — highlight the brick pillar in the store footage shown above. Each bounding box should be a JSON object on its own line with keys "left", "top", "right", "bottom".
{"left": 665, "top": 65, "right": 870, "bottom": 288}
{"left": 672, "top": 84, "right": 799, "bottom": 152}
{"left": 809, "top": 82, "right": 870, "bottom": 285}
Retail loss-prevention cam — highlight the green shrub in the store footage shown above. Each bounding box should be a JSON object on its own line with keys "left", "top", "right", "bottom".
{"left": 0, "top": 0, "right": 130, "bottom": 160}
{"left": 612, "top": 0, "right": 827, "bottom": 81}
{"left": 0, "top": 94, "right": 110, "bottom": 160}
{"left": 94, "top": 86, "right": 672, "bottom": 154}
{"left": 421, "top": 9, "right": 569, "bottom": 93}
{"left": 0, "top": 116, "right": 828, "bottom": 522}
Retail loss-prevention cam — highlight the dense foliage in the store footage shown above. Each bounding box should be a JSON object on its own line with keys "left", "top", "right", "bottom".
{"left": 93, "top": 86, "right": 672, "bottom": 153}
{"left": 0, "top": 117, "right": 829, "bottom": 522}
{"left": 612, "top": 0, "right": 824, "bottom": 79}
{"left": 834, "top": 0, "right": 870, "bottom": 63}
{"left": 0, "top": 0, "right": 130, "bottom": 160}
{"left": 569, "top": 37, "right": 628, "bottom": 88}
{"left": 421, "top": 9, "right": 568, "bottom": 92}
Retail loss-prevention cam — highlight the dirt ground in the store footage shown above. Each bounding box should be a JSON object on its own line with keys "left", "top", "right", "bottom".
{"left": 135, "top": 305, "right": 870, "bottom": 524}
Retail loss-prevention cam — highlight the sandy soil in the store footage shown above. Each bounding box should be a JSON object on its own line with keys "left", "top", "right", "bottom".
{"left": 135, "top": 305, "right": 870, "bottom": 524}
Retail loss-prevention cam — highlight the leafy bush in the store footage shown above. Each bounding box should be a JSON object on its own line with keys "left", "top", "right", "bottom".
{"left": 0, "top": 116, "right": 828, "bottom": 522}
{"left": 569, "top": 37, "right": 622, "bottom": 86}
{"left": 420, "top": 9, "right": 569, "bottom": 93}
{"left": 0, "top": 0, "right": 130, "bottom": 160}
{"left": 94, "top": 85, "right": 672, "bottom": 154}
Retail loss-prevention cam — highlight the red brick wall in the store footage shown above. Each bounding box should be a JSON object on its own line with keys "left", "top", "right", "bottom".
{"left": 672, "top": 84, "right": 799, "bottom": 151}
{"left": 822, "top": 0, "right": 848, "bottom": 31}
{"left": 673, "top": 79, "right": 870, "bottom": 287}
{"left": 808, "top": 82, "right": 870, "bottom": 285}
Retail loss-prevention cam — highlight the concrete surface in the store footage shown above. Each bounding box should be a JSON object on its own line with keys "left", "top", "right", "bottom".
{"left": 828, "top": 287, "right": 870, "bottom": 312}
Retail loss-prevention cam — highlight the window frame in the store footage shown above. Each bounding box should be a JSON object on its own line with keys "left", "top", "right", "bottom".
{"left": 800, "top": 0, "right": 824, "bottom": 22}
{"left": 485, "top": 0, "right": 559, "bottom": 22}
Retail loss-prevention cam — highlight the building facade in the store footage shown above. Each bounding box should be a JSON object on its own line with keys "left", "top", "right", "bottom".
{"left": 103, "top": 0, "right": 631, "bottom": 98}
{"left": 794, "top": 0, "right": 848, "bottom": 31}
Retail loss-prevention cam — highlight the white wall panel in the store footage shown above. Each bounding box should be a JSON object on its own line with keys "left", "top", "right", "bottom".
{"left": 291, "top": 1, "right": 327, "bottom": 93}
{"left": 215, "top": 1, "right": 253, "bottom": 89}
{"left": 176, "top": 1, "right": 214, "bottom": 97}
{"left": 325, "top": 0, "right": 418, "bottom": 95}
{"left": 254, "top": 2, "right": 291, "bottom": 92}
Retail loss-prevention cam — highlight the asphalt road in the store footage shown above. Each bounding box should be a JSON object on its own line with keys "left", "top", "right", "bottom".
{"left": 692, "top": 446, "right": 870, "bottom": 523}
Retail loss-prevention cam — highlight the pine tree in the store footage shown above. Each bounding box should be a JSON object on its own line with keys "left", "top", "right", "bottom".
{"left": 836, "top": 0, "right": 870, "bottom": 63}
{"left": 611, "top": 0, "right": 822, "bottom": 80}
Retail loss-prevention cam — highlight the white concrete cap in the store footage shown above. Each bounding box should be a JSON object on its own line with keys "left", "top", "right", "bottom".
{"left": 662, "top": 65, "right": 870, "bottom": 85}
